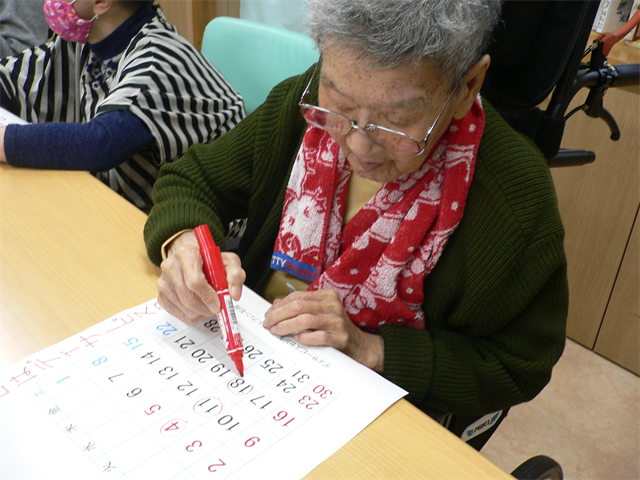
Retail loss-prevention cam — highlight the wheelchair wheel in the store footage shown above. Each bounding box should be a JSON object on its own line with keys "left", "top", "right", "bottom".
{"left": 511, "top": 455, "right": 563, "bottom": 480}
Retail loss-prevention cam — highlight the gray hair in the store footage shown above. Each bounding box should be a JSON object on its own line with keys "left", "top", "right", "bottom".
{"left": 304, "top": 0, "right": 502, "bottom": 88}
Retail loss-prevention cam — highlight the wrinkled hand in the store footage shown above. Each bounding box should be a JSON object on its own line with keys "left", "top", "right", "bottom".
{"left": 157, "top": 230, "right": 245, "bottom": 325}
{"left": 263, "top": 289, "right": 384, "bottom": 372}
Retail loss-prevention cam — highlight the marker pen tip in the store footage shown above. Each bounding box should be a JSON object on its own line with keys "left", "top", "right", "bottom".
{"left": 232, "top": 356, "right": 244, "bottom": 377}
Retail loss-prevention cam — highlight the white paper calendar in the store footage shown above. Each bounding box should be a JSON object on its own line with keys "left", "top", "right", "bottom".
{"left": 0, "top": 106, "right": 27, "bottom": 126}
{"left": 1, "top": 288, "right": 406, "bottom": 480}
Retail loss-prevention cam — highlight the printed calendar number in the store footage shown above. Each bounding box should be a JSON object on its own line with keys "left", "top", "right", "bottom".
{"left": 273, "top": 410, "right": 295, "bottom": 427}
{"left": 227, "top": 378, "right": 254, "bottom": 395}
{"left": 275, "top": 379, "right": 297, "bottom": 394}
{"left": 271, "top": 369, "right": 313, "bottom": 395}
{"left": 140, "top": 352, "right": 160, "bottom": 365}
{"left": 140, "top": 351, "right": 162, "bottom": 367}
{"left": 209, "top": 363, "right": 234, "bottom": 378}
{"left": 249, "top": 394, "right": 273, "bottom": 411}
{"left": 291, "top": 369, "right": 311, "bottom": 384}
{"left": 144, "top": 404, "right": 161, "bottom": 415}
{"left": 174, "top": 335, "right": 196, "bottom": 349}
{"left": 177, "top": 380, "right": 199, "bottom": 397}
{"left": 123, "top": 337, "right": 144, "bottom": 350}
{"left": 204, "top": 318, "right": 220, "bottom": 333}
{"left": 108, "top": 373, "right": 124, "bottom": 383}
{"left": 156, "top": 321, "right": 177, "bottom": 335}
{"left": 158, "top": 365, "right": 179, "bottom": 381}
{"left": 217, "top": 414, "right": 240, "bottom": 432}
{"left": 243, "top": 345, "right": 264, "bottom": 360}
{"left": 298, "top": 395, "right": 319, "bottom": 410}
{"left": 244, "top": 436, "right": 260, "bottom": 447}
{"left": 161, "top": 418, "right": 188, "bottom": 436}
{"left": 208, "top": 459, "right": 226, "bottom": 473}
{"left": 194, "top": 397, "right": 223, "bottom": 417}
{"left": 260, "top": 359, "right": 283, "bottom": 374}
{"left": 298, "top": 384, "right": 334, "bottom": 410}
{"left": 92, "top": 357, "right": 108, "bottom": 366}
{"left": 186, "top": 440, "right": 203, "bottom": 452}
{"left": 191, "top": 349, "right": 215, "bottom": 363}
{"left": 313, "top": 385, "right": 333, "bottom": 399}
{"left": 126, "top": 388, "right": 142, "bottom": 398}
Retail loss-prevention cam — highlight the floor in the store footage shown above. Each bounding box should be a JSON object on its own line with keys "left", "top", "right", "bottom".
{"left": 482, "top": 339, "right": 640, "bottom": 480}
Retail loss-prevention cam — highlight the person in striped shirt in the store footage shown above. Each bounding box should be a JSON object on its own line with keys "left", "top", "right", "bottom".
{"left": 0, "top": 0, "right": 245, "bottom": 212}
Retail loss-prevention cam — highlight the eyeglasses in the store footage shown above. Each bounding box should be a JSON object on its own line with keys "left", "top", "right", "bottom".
{"left": 299, "top": 60, "right": 461, "bottom": 156}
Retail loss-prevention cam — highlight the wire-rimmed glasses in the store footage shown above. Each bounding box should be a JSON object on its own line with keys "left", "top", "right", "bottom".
{"left": 299, "top": 60, "right": 461, "bottom": 156}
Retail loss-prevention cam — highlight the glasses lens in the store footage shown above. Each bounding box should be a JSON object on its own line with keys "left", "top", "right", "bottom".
{"left": 370, "top": 129, "right": 422, "bottom": 155}
{"left": 301, "top": 106, "right": 351, "bottom": 135}
{"left": 301, "top": 106, "right": 424, "bottom": 155}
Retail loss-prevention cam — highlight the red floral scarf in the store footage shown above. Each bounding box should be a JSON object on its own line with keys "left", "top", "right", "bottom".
{"left": 271, "top": 98, "right": 484, "bottom": 331}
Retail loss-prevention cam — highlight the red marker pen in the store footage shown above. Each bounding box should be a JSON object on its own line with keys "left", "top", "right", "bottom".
{"left": 194, "top": 224, "right": 245, "bottom": 377}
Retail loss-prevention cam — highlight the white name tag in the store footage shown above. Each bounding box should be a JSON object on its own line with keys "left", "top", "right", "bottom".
{"left": 461, "top": 410, "right": 503, "bottom": 441}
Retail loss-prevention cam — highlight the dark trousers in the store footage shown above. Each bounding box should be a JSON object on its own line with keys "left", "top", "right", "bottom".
{"left": 427, "top": 408, "right": 510, "bottom": 451}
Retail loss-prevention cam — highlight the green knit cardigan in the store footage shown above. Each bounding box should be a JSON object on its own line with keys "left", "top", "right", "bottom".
{"left": 145, "top": 65, "right": 568, "bottom": 418}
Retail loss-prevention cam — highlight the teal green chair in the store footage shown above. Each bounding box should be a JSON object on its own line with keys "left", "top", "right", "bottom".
{"left": 201, "top": 17, "right": 318, "bottom": 115}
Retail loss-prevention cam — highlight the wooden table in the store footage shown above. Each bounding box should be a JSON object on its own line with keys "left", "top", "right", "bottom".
{"left": 0, "top": 164, "right": 513, "bottom": 479}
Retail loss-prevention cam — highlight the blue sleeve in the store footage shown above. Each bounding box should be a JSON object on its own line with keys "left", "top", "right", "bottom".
{"left": 4, "top": 109, "right": 155, "bottom": 171}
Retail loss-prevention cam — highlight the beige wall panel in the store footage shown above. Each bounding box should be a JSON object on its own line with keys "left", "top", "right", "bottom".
{"left": 595, "top": 211, "right": 640, "bottom": 375}
{"left": 205, "top": 0, "right": 240, "bottom": 18}
{"left": 157, "top": 0, "right": 195, "bottom": 44}
{"left": 551, "top": 84, "right": 640, "bottom": 348}
{"left": 193, "top": 0, "right": 221, "bottom": 49}
{"left": 158, "top": 1, "right": 239, "bottom": 50}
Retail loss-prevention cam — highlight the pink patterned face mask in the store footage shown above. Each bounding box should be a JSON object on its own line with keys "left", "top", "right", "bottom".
{"left": 43, "top": 0, "right": 97, "bottom": 44}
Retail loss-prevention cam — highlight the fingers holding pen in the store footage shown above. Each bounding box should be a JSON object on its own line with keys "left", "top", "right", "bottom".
{"left": 157, "top": 231, "right": 220, "bottom": 324}
{"left": 158, "top": 251, "right": 219, "bottom": 324}
{"left": 221, "top": 252, "right": 245, "bottom": 301}
{"left": 156, "top": 230, "right": 247, "bottom": 325}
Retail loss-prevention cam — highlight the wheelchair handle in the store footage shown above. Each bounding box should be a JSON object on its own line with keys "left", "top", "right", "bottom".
{"left": 609, "top": 63, "right": 640, "bottom": 88}
{"left": 572, "top": 63, "right": 640, "bottom": 93}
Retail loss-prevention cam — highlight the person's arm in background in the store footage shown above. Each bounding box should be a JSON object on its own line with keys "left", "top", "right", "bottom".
{"left": 0, "top": 110, "right": 154, "bottom": 170}
{"left": 0, "top": 0, "right": 49, "bottom": 57}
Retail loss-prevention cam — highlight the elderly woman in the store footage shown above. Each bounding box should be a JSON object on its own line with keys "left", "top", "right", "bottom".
{"left": 144, "top": 0, "right": 568, "bottom": 449}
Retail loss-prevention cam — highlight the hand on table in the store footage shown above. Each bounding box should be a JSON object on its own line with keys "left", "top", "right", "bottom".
{"left": 263, "top": 289, "right": 385, "bottom": 373}
{"left": 157, "top": 230, "right": 246, "bottom": 325}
